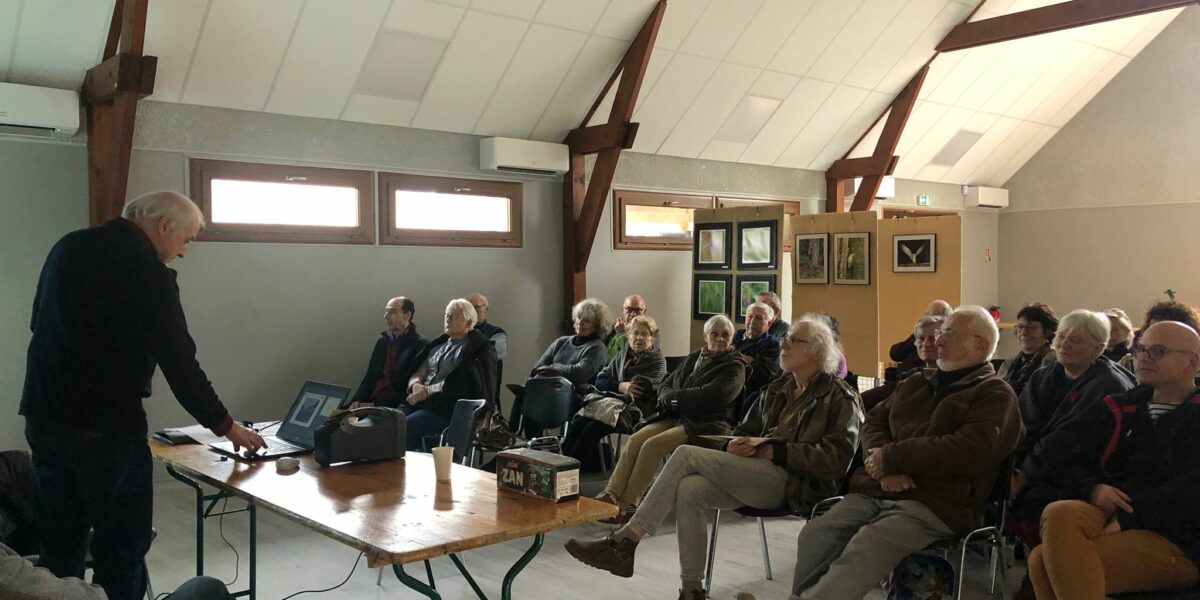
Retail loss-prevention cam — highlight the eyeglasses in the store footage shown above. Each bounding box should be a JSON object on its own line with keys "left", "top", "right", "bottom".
{"left": 784, "top": 336, "right": 810, "bottom": 345}
{"left": 935, "top": 328, "right": 983, "bottom": 341}
{"left": 622, "top": 306, "right": 645, "bottom": 314}
{"left": 471, "top": 304, "right": 486, "bottom": 311}
{"left": 444, "top": 313, "right": 464, "bottom": 322}
{"left": 1131, "top": 344, "right": 1194, "bottom": 361}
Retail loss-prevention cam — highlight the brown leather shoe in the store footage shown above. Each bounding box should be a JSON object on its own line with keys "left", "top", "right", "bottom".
{"left": 564, "top": 534, "right": 637, "bottom": 578}
{"left": 595, "top": 491, "right": 619, "bottom": 506}
{"left": 678, "top": 589, "right": 708, "bottom": 600}
{"left": 597, "top": 507, "right": 634, "bottom": 525}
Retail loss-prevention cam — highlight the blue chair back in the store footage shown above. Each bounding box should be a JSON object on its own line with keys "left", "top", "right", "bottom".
{"left": 520, "top": 376, "right": 574, "bottom": 432}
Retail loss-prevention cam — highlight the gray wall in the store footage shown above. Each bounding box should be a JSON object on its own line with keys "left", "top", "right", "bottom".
{"left": 999, "top": 6, "right": 1200, "bottom": 338}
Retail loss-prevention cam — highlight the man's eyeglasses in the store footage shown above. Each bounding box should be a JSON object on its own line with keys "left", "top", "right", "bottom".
{"left": 471, "top": 304, "right": 486, "bottom": 311}
{"left": 623, "top": 306, "right": 645, "bottom": 314}
{"left": 1131, "top": 344, "right": 1194, "bottom": 361}
{"left": 935, "top": 328, "right": 983, "bottom": 341}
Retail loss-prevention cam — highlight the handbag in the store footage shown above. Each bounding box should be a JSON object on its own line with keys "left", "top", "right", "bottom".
{"left": 474, "top": 409, "right": 520, "bottom": 449}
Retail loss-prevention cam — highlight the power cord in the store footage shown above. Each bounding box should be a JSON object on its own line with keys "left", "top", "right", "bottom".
{"left": 218, "top": 497, "right": 240, "bottom": 588}
{"left": 280, "top": 551, "right": 364, "bottom": 599}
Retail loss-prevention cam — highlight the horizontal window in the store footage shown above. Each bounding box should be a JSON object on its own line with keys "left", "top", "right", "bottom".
{"left": 379, "top": 172, "right": 522, "bottom": 248}
{"left": 613, "top": 189, "right": 713, "bottom": 251}
{"left": 189, "top": 159, "right": 375, "bottom": 244}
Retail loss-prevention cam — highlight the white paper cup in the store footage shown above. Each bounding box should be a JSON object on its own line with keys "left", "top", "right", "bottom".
{"left": 432, "top": 446, "right": 454, "bottom": 482}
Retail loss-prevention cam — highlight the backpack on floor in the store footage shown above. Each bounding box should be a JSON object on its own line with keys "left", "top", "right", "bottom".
{"left": 887, "top": 553, "right": 955, "bottom": 600}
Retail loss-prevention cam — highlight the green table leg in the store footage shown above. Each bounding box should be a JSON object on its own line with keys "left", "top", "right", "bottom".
{"left": 393, "top": 563, "right": 441, "bottom": 599}
{"left": 165, "top": 466, "right": 205, "bottom": 576}
{"left": 501, "top": 534, "right": 544, "bottom": 600}
{"left": 448, "top": 554, "right": 489, "bottom": 600}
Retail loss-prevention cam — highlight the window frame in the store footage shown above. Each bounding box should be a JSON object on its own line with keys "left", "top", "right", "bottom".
{"left": 377, "top": 172, "right": 523, "bottom": 248}
{"left": 188, "top": 158, "right": 376, "bottom": 245}
{"left": 612, "top": 189, "right": 714, "bottom": 251}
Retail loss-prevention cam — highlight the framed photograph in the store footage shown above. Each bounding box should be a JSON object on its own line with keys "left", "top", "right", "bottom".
{"left": 692, "top": 222, "right": 733, "bottom": 270}
{"left": 833, "top": 232, "right": 870, "bottom": 285}
{"left": 693, "top": 274, "right": 732, "bottom": 321}
{"left": 736, "top": 275, "right": 777, "bottom": 318}
{"left": 893, "top": 234, "right": 936, "bottom": 273}
{"left": 736, "top": 220, "right": 778, "bottom": 270}
{"left": 793, "top": 233, "right": 829, "bottom": 284}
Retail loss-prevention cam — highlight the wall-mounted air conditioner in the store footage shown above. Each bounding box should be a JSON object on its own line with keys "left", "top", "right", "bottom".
{"left": 964, "top": 186, "right": 1009, "bottom": 209}
{"left": 844, "top": 176, "right": 896, "bottom": 199}
{"left": 0, "top": 82, "right": 80, "bottom": 138}
{"left": 480, "top": 137, "right": 569, "bottom": 176}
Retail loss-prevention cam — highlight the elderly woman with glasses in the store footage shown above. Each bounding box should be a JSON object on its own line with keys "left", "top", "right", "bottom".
{"left": 997, "top": 302, "right": 1060, "bottom": 396}
{"left": 1007, "top": 309, "right": 1136, "bottom": 550}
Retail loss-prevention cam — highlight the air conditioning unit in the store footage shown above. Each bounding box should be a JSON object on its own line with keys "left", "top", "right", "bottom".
{"left": 480, "top": 137, "right": 569, "bottom": 176}
{"left": 964, "top": 186, "right": 1009, "bottom": 209}
{"left": 0, "top": 82, "right": 80, "bottom": 138}
{"left": 844, "top": 176, "right": 896, "bottom": 199}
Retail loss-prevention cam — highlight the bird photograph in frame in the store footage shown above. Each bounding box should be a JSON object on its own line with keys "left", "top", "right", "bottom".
{"left": 693, "top": 222, "right": 733, "bottom": 270}
{"left": 736, "top": 220, "right": 778, "bottom": 270}
{"left": 833, "top": 232, "right": 870, "bottom": 285}
{"left": 893, "top": 234, "right": 936, "bottom": 273}
{"left": 793, "top": 233, "right": 828, "bottom": 284}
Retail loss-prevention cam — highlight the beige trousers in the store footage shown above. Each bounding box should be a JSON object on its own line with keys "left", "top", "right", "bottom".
{"left": 602, "top": 420, "right": 687, "bottom": 506}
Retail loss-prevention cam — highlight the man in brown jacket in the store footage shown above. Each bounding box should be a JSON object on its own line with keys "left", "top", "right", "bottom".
{"left": 788, "top": 305, "right": 1022, "bottom": 600}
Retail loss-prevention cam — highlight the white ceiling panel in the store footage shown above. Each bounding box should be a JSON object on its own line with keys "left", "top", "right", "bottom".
{"left": 952, "top": 41, "right": 1033, "bottom": 112}
{"left": 942, "top": 115, "right": 1021, "bottom": 184}
{"left": 410, "top": 11, "right": 528, "bottom": 134}
{"left": 739, "top": 77, "right": 835, "bottom": 165}
{"left": 535, "top": 0, "right": 610, "bottom": 33}
{"left": 724, "top": 0, "right": 816, "bottom": 68}
{"left": 181, "top": 0, "right": 302, "bottom": 111}
{"left": 914, "top": 110, "right": 996, "bottom": 180}
{"left": 967, "top": 119, "right": 1044, "bottom": 184}
{"left": 768, "top": 0, "right": 865, "bottom": 77}
{"left": 916, "top": 48, "right": 964, "bottom": 100}
{"left": 991, "top": 123, "right": 1058, "bottom": 185}
{"left": 1122, "top": 8, "right": 1183, "bottom": 56}
{"left": 8, "top": 0, "right": 112, "bottom": 90}
{"left": 975, "top": 35, "right": 1068, "bottom": 116}
{"left": 892, "top": 101, "right": 950, "bottom": 173}
{"left": 1026, "top": 45, "right": 1113, "bottom": 124}
{"left": 342, "top": 94, "right": 419, "bottom": 127}
{"left": 658, "top": 62, "right": 759, "bottom": 158}
{"left": 843, "top": 0, "right": 944, "bottom": 90}
{"left": 924, "top": 44, "right": 1003, "bottom": 106}
{"left": 748, "top": 70, "right": 799, "bottom": 100}
{"left": 629, "top": 53, "right": 719, "bottom": 153}
{"left": 471, "top": 0, "right": 542, "bottom": 21}
{"left": 806, "top": 90, "right": 892, "bottom": 170}
{"left": 774, "top": 85, "right": 869, "bottom": 168}
{"left": 385, "top": 0, "right": 465, "bottom": 40}
{"left": 143, "top": 0, "right": 208, "bottom": 104}
{"left": 592, "top": 1, "right": 658, "bottom": 41}
{"left": 875, "top": 1, "right": 974, "bottom": 93}
{"left": 1047, "top": 53, "right": 1130, "bottom": 127}
{"left": 806, "top": 0, "right": 905, "bottom": 84}
{"left": 530, "top": 35, "right": 626, "bottom": 141}
{"left": 847, "top": 114, "right": 885, "bottom": 159}
{"left": 678, "top": 0, "right": 762, "bottom": 60}
{"left": 0, "top": 0, "right": 25, "bottom": 80}
{"left": 896, "top": 105, "right": 973, "bottom": 177}
{"left": 474, "top": 24, "right": 587, "bottom": 138}
{"left": 1005, "top": 40, "right": 1092, "bottom": 119}
{"left": 635, "top": 48, "right": 674, "bottom": 109}
{"left": 654, "top": 0, "right": 712, "bottom": 52}
{"left": 699, "top": 140, "right": 748, "bottom": 163}
{"left": 266, "top": 0, "right": 390, "bottom": 119}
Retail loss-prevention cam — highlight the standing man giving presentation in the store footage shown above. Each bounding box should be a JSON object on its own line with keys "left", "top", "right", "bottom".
{"left": 20, "top": 190, "right": 264, "bottom": 600}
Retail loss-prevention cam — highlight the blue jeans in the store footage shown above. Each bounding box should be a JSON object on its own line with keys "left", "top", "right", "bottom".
{"left": 397, "top": 404, "right": 450, "bottom": 451}
{"left": 25, "top": 418, "right": 154, "bottom": 600}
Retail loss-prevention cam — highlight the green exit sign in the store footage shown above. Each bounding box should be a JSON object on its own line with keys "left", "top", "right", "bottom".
{"left": 917, "top": 194, "right": 931, "bottom": 206}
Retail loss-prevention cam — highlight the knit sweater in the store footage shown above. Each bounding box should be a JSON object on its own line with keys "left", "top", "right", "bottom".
{"left": 535, "top": 334, "right": 607, "bottom": 387}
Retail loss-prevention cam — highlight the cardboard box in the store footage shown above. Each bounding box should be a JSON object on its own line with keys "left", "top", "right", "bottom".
{"left": 496, "top": 448, "right": 580, "bottom": 502}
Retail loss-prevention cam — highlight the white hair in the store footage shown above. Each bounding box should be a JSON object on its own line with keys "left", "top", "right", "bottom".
{"left": 446, "top": 298, "right": 478, "bottom": 326}
{"left": 746, "top": 302, "right": 775, "bottom": 321}
{"left": 914, "top": 314, "right": 947, "bottom": 336}
{"left": 703, "top": 314, "right": 734, "bottom": 336}
{"left": 572, "top": 298, "right": 614, "bottom": 338}
{"left": 1058, "top": 309, "right": 1111, "bottom": 348}
{"left": 122, "top": 190, "right": 205, "bottom": 230}
{"left": 794, "top": 318, "right": 842, "bottom": 375}
{"left": 954, "top": 305, "right": 1000, "bottom": 360}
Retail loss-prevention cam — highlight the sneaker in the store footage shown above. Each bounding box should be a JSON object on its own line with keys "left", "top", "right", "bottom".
{"left": 564, "top": 534, "right": 637, "bottom": 578}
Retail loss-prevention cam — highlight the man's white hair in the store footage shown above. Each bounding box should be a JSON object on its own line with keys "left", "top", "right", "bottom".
{"left": 954, "top": 305, "right": 1000, "bottom": 360}
{"left": 446, "top": 298, "right": 478, "bottom": 326}
{"left": 122, "top": 190, "right": 205, "bottom": 230}
{"left": 1058, "top": 309, "right": 1111, "bottom": 349}
{"left": 746, "top": 302, "right": 774, "bottom": 321}
{"left": 793, "top": 318, "right": 843, "bottom": 375}
{"left": 703, "top": 314, "right": 734, "bottom": 336}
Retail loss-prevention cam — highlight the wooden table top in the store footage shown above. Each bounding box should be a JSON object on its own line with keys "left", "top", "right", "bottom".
{"left": 150, "top": 441, "right": 617, "bottom": 567}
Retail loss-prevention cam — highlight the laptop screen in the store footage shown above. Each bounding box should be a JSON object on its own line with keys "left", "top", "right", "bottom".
{"left": 276, "top": 381, "right": 351, "bottom": 448}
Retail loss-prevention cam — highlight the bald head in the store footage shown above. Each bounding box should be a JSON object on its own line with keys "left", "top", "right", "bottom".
{"left": 465, "top": 293, "right": 489, "bottom": 323}
{"left": 1135, "top": 321, "right": 1200, "bottom": 388}
{"left": 925, "top": 300, "right": 953, "bottom": 318}
{"left": 620, "top": 294, "right": 647, "bottom": 324}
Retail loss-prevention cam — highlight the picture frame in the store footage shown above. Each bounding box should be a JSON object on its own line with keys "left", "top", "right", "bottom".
{"left": 833, "top": 232, "right": 870, "bottom": 285}
{"left": 736, "top": 275, "right": 777, "bottom": 318}
{"left": 793, "top": 233, "right": 829, "bottom": 284}
{"left": 893, "top": 234, "right": 936, "bottom": 273}
{"left": 736, "top": 219, "right": 778, "bottom": 270}
{"left": 692, "top": 274, "right": 732, "bottom": 321}
{"left": 692, "top": 222, "right": 733, "bottom": 270}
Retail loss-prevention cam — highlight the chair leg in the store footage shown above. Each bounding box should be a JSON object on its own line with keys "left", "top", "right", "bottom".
{"left": 704, "top": 510, "right": 721, "bottom": 593}
{"left": 377, "top": 566, "right": 384, "bottom": 585}
{"left": 145, "top": 574, "right": 154, "bottom": 600}
{"left": 757, "top": 517, "right": 772, "bottom": 581}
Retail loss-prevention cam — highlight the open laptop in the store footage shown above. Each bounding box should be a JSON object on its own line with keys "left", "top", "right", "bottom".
{"left": 208, "top": 380, "right": 350, "bottom": 461}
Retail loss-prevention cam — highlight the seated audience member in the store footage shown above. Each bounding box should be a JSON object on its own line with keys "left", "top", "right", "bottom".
{"left": 787, "top": 306, "right": 1022, "bottom": 600}
{"left": 592, "top": 315, "right": 745, "bottom": 525}
{"left": 1008, "top": 309, "right": 1136, "bottom": 547}
{"left": 466, "top": 293, "right": 506, "bottom": 397}
{"left": 756, "top": 291, "right": 789, "bottom": 338}
{"left": 1103, "top": 307, "right": 1134, "bottom": 363}
{"left": 734, "top": 302, "right": 783, "bottom": 400}
{"left": 807, "top": 313, "right": 849, "bottom": 379}
{"left": 1028, "top": 321, "right": 1200, "bottom": 599}
{"left": 515, "top": 298, "right": 611, "bottom": 437}
{"left": 887, "top": 300, "right": 954, "bottom": 381}
{"left": 1, "top": 542, "right": 231, "bottom": 599}
{"left": 997, "top": 302, "right": 1059, "bottom": 396}
{"left": 562, "top": 315, "right": 668, "bottom": 470}
{"left": 605, "top": 294, "right": 648, "bottom": 360}
{"left": 345, "top": 296, "right": 427, "bottom": 409}
{"left": 565, "top": 317, "right": 862, "bottom": 600}
{"left": 403, "top": 299, "right": 498, "bottom": 451}
{"left": 860, "top": 315, "right": 945, "bottom": 412}
{"left": 1120, "top": 300, "right": 1200, "bottom": 375}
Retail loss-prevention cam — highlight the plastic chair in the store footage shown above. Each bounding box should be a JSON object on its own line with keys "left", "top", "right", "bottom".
{"left": 439, "top": 399, "right": 487, "bottom": 467}
{"left": 664, "top": 355, "right": 688, "bottom": 374}
{"left": 514, "top": 376, "right": 574, "bottom": 440}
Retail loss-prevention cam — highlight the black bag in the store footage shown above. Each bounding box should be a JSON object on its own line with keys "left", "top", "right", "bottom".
{"left": 475, "top": 409, "right": 520, "bottom": 449}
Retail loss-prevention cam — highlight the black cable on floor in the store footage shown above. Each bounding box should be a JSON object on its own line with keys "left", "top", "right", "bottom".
{"left": 280, "top": 552, "right": 364, "bottom": 599}
{"left": 218, "top": 497, "right": 240, "bottom": 587}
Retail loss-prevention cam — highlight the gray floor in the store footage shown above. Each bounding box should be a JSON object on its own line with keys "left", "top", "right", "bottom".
{"left": 146, "top": 465, "right": 1025, "bottom": 600}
